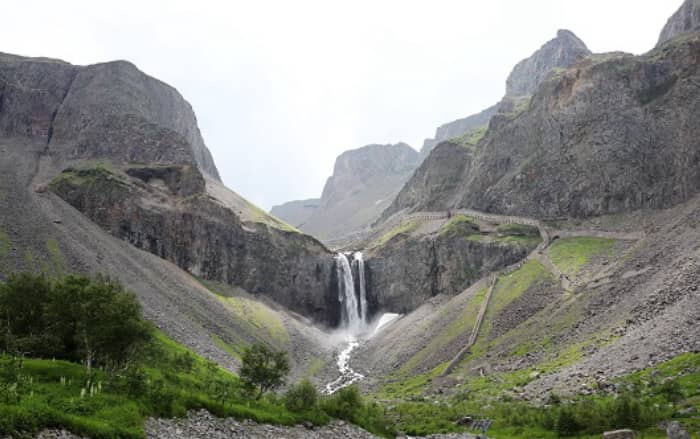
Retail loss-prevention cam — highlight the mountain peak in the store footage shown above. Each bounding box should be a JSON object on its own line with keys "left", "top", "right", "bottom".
{"left": 657, "top": 0, "right": 700, "bottom": 47}
{"left": 506, "top": 29, "right": 591, "bottom": 97}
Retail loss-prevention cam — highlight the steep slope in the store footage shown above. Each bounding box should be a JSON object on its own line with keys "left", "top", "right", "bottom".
{"left": 658, "top": 0, "right": 700, "bottom": 47}
{"left": 386, "top": 31, "right": 700, "bottom": 220}
{"left": 356, "top": 198, "right": 700, "bottom": 403}
{"left": 275, "top": 143, "right": 420, "bottom": 242}
{"left": 270, "top": 198, "right": 320, "bottom": 228}
{"left": 419, "top": 30, "right": 591, "bottom": 158}
{"left": 419, "top": 104, "right": 498, "bottom": 158}
{"left": 0, "top": 52, "right": 339, "bottom": 379}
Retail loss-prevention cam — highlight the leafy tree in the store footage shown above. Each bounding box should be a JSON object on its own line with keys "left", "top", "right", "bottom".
{"left": 0, "top": 273, "right": 152, "bottom": 380}
{"left": 239, "top": 343, "right": 289, "bottom": 399}
{"left": 46, "top": 275, "right": 152, "bottom": 378}
{"left": 323, "top": 385, "right": 364, "bottom": 420}
{"left": 0, "top": 273, "right": 53, "bottom": 355}
{"left": 285, "top": 379, "right": 318, "bottom": 412}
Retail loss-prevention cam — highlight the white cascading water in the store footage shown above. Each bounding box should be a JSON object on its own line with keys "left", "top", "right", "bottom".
{"left": 325, "top": 252, "right": 370, "bottom": 394}
{"left": 335, "top": 253, "right": 362, "bottom": 333}
{"left": 353, "top": 252, "right": 368, "bottom": 323}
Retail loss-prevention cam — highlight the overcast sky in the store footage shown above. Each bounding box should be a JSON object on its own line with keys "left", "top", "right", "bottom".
{"left": 1, "top": 1, "right": 680, "bottom": 209}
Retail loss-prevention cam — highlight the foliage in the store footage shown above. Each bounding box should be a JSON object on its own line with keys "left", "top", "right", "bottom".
{"left": 0, "top": 273, "right": 153, "bottom": 377}
{"left": 240, "top": 343, "right": 289, "bottom": 399}
{"left": 285, "top": 379, "right": 318, "bottom": 412}
{"left": 439, "top": 215, "right": 479, "bottom": 238}
{"left": 451, "top": 125, "right": 488, "bottom": 149}
{"left": 371, "top": 220, "right": 418, "bottom": 249}
{"left": 322, "top": 386, "right": 393, "bottom": 437}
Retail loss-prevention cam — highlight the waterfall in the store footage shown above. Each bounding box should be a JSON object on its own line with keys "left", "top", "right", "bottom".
{"left": 335, "top": 252, "right": 369, "bottom": 334}
{"left": 353, "top": 251, "right": 368, "bottom": 322}
{"left": 336, "top": 253, "right": 361, "bottom": 333}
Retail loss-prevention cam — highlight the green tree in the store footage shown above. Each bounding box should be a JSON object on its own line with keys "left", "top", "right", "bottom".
{"left": 0, "top": 273, "right": 53, "bottom": 355}
{"left": 239, "top": 343, "right": 289, "bottom": 399}
{"left": 285, "top": 379, "right": 318, "bottom": 412}
{"left": 46, "top": 275, "right": 152, "bottom": 378}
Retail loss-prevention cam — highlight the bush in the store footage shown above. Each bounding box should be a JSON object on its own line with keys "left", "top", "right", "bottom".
{"left": 322, "top": 385, "right": 363, "bottom": 420}
{"left": 285, "top": 380, "right": 318, "bottom": 412}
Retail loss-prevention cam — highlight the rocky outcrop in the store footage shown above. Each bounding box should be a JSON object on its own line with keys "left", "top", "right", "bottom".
{"left": 49, "top": 165, "right": 338, "bottom": 324}
{"left": 419, "top": 104, "right": 498, "bottom": 158}
{"left": 658, "top": 0, "right": 700, "bottom": 47}
{"left": 385, "top": 32, "right": 700, "bottom": 219}
{"left": 0, "top": 52, "right": 220, "bottom": 180}
{"left": 0, "top": 52, "right": 343, "bottom": 325}
{"left": 270, "top": 198, "right": 320, "bottom": 228}
{"left": 365, "top": 225, "right": 534, "bottom": 313}
{"left": 419, "top": 30, "right": 590, "bottom": 158}
{"left": 276, "top": 143, "right": 420, "bottom": 241}
{"left": 385, "top": 141, "right": 472, "bottom": 221}
{"left": 506, "top": 29, "right": 591, "bottom": 97}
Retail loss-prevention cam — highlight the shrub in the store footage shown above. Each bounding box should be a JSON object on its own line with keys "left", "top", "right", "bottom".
{"left": 322, "top": 385, "right": 363, "bottom": 420}
{"left": 285, "top": 380, "right": 318, "bottom": 412}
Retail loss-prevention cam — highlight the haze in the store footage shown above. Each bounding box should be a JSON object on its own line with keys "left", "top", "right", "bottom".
{"left": 1, "top": 0, "right": 679, "bottom": 209}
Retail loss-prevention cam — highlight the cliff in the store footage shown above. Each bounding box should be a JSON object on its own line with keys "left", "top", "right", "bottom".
{"left": 274, "top": 143, "right": 420, "bottom": 242}
{"left": 419, "top": 30, "right": 591, "bottom": 158}
{"left": 385, "top": 31, "right": 700, "bottom": 219}
{"left": 657, "top": 0, "right": 700, "bottom": 47}
{"left": 0, "top": 52, "right": 339, "bottom": 324}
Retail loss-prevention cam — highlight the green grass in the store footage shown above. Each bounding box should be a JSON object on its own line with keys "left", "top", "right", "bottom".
{"left": 217, "top": 295, "right": 289, "bottom": 345}
{"left": 378, "top": 353, "right": 700, "bottom": 438}
{"left": 451, "top": 125, "right": 488, "bottom": 150}
{"left": 370, "top": 220, "right": 418, "bottom": 249}
{"left": 397, "top": 287, "right": 489, "bottom": 378}
{"left": 0, "top": 231, "right": 10, "bottom": 259}
{"left": 45, "top": 238, "right": 65, "bottom": 275}
{"left": 439, "top": 215, "right": 479, "bottom": 238}
{"left": 0, "top": 330, "right": 333, "bottom": 438}
{"left": 547, "top": 237, "right": 616, "bottom": 276}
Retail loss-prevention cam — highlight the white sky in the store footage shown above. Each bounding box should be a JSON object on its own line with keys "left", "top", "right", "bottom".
{"left": 1, "top": 1, "right": 681, "bottom": 209}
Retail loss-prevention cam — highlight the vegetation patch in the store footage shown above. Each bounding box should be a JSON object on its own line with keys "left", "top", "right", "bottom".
{"left": 370, "top": 220, "right": 418, "bottom": 249}
{"left": 547, "top": 237, "right": 616, "bottom": 276}
{"left": 439, "top": 214, "right": 479, "bottom": 238}
{"left": 218, "top": 295, "right": 290, "bottom": 345}
{"left": 0, "top": 230, "right": 10, "bottom": 259}
{"left": 451, "top": 125, "right": 488, "bottom": 150}
{"left": 45, "top": 238, "right": 66, "bottom": 275}
{"left": 399, "top": 287, "right": 488, "bottom": 377}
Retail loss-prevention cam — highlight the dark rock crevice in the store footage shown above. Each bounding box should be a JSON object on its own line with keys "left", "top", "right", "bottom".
{"left": 46, "top": 68, "right": 78, "bottom": 149}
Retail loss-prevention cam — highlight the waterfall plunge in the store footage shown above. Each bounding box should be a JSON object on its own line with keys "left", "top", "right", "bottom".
{"left": 335, "top": 252, "right": 368, "bottom": 334}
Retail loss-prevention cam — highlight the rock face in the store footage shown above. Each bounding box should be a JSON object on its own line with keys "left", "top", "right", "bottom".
{"left": 389, "top": 141, "right": 473, "bottom": 219}
{"left": 506, "top": 29, "right": 591, "bottom": 97}
{"left": 419, "top": 104, "right": 498, "bottom": 158}
{"left": 365, "top": 223, "right": 534, "bottom": 313}
{"left": 275, "top": 143, "right": 420, "bottom": 242}
{"left": 0, "top": 52, "right": 341, "bottom": 324}
{"left": 270, "top": 198, "right": 320, "bottom": 228}
{"left": 658, "top": 0, "right": 700, "bottom": 47}
{"left": 419, "top": 30, "right": 590, "bottom": 158}
{"left": 0, "top": 52, "right": 220, "bottom": 181}
{"left": 386, "top": 32, "right": 700, "bottom": 219}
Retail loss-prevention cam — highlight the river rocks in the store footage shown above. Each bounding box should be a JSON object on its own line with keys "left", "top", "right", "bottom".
{"left": 658, "top": 0, "right": 700, "bottom": 47}
{"left": 145, "top": 410, "right": 380, "bottom": 438}
{"left": 602, "top": 430, "right": 635, "bottom": 439}
{"left": 666, "top": 421, "right": 691, "bottom": 439}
